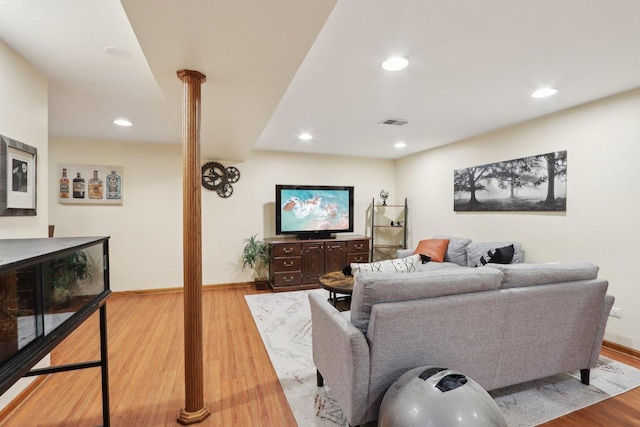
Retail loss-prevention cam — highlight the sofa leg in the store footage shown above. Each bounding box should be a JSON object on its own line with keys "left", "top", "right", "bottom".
{"left": 317, "top": 369, "right": 324, "bottom": 387}
{"left": 580, "top": 369, "right": 590, "bottom": 385}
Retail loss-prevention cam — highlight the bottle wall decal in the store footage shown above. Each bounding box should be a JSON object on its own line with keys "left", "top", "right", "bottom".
{"left": 59, "top": 168, "right": 69, "bottom": 199}
{"left": 72, "top": 172, "right": 85, "bottom": 199}
{"left": 106, "top": 170, "right": 121, "bottom": 199}
{"left": 88, "top": 170, "right": 104, "bottom": 199}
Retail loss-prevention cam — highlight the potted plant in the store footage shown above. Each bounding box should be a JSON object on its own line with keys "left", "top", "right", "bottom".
{"left": 50, "top": 250, "right": 91, "bottom": 305}
{"left": 241, "top": 234, "right": 270, "bottom": 290}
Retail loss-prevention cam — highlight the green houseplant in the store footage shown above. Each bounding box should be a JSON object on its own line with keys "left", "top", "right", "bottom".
{"left": 241, "top": 234, "right": 270, "bottom": 290}
{"left": 50, "top": 250, "right": 91, "bottom": 305}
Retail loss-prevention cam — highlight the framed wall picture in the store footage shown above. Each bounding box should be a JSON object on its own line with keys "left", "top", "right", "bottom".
{"left": 57, "top": 164, "right": 123, "bottom": 205}
{"left": 0, "top": 135, "right": 37, "bottom": 216}
{"left": 453, "top": 150, "right": 567, "bottom": 212}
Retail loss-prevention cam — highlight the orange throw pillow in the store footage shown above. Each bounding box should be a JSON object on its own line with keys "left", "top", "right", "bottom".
{"left": 413, "top": 239, "right": 450, "bottom": 263}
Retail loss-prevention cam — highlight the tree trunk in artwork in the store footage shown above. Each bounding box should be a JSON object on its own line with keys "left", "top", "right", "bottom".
{"left": 176, "top": 69, "right": 210, "bottom": 425}
{"left": 467, "top": 168, "right": 479, "bottom": 206}
{"left": 544, "top": 152, "right": 556, "bottom": 207}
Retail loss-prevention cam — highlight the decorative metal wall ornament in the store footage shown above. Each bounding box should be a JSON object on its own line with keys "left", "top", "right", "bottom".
{"left": 201, "top": 161, "right": 241, "bottom": 198}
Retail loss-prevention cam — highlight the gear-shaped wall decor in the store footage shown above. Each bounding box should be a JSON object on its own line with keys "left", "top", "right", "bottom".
{"left": 201, "top": 161, "right": 241, "bottom": 198}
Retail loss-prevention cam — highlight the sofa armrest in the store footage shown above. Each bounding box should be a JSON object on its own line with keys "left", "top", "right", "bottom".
{"left": 589, "top": 293, "right": 615, "bottom": 368}
{"left": 309, "top": 293, "right": 371, "bottom": 426}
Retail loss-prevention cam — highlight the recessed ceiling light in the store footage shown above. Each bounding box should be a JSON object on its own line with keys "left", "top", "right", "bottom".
{"left": 104, "top": 46, "right": 131, "bottom": 59}
{"left": 113, "top": 119, "right": 133, "bottom": 127}
{"left": 394, "top": 141, "right": 407, "bottom": 149}
{"left": 298, "top": 132, "right": 312, "bottom": 141}
{"left": 531, "top": 87, "right": 558, "bottom": 99}
{"left": 381, "top": 56, "right": 409, "bottom": 71}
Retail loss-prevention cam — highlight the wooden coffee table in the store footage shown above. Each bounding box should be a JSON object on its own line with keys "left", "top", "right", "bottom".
{"left": 318, "top": 271, "right": 354, "bottom": 311}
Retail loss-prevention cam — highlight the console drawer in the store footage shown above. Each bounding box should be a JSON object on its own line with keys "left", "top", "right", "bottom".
{"left": 273, "top": 244, "right": 302, "bottom": 257}
{"left": 273, "top": 257, "right": 301, "bottom": 272}
{"left": 347, "top": 253, "right": 368, "bottom": 264}
{"left": 273, "top": 272, "right": 302, "bottom": 287}
{"left": 347, "top": 240, "right": 369, "bottom": 253}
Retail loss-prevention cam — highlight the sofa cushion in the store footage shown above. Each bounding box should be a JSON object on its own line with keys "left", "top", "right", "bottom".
{"left": 476, "top": 244, "right": 515, "bottom": 267}
{"left": 350, "top": 267, "right": 504, "bottom": 333}
{"left": 486, "top": 262, "right": 599, "bottom": 288}
{"left": 433, "top": 235, "right": 472, "bottom": 266}
{"left": 414, "top": 239, "right": 449, "bottom": 262}
{"left": 466, "top": 241, "right": 524, "bottom": 267}
{"left": 351, "top": 254, "right": 421, "bottom": 273}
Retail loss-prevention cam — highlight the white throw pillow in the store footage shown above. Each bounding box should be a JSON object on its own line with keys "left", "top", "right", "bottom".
{"left": 351, "top": 254, "right": 420, "bottom": 273}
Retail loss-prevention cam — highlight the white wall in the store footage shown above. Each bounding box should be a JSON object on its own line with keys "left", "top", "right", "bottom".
{"left": 48, "top": 141, "right": 395, "bottom": 290}
{"left": 48, "top": 89, "right": 640, "bottom": 351}
{"left": 0, "top": 40, "right": 48, "bottom": 238}
{"left": 202, "top": 151, "right": 394, "bottom": 284}
{"left": 396, "top": 88, "right": 640, "bottom": 351}
{"left": 0, "top": 39, "right": 49, "bottom": 410}
{"left": 48, "top": 139, "right": 183, "bottom": 291}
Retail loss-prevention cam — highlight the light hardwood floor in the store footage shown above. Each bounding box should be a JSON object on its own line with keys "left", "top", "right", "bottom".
{"left": 1, "top": 286, "right": 638, "bottom": 426}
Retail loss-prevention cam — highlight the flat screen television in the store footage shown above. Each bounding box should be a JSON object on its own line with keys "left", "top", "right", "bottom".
{"left": 275, "top": 184, "right": 354, "bottom": 239}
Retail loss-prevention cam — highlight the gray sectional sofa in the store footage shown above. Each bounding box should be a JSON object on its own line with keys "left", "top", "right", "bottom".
{"left": 309, "top": 260, "right": 614, "bottom": 426}
{"left": 395, "top": 235, "right": 525, "bottom": 269}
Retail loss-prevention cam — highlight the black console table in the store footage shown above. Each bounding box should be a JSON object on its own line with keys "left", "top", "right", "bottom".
{"left": 0, "top": 237, "right": 111, "bottom": 426}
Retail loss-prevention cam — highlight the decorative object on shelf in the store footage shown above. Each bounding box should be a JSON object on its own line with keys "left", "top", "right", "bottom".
{"left": 379, "top": 189, "right": 389, "bottom": 206}
{"left": 241, "top": 234, "right": 270, "bottom": 290}
{"left": 1, "top": 135, "right": 37, "bottom": 216}
{"left": 201, "top": 161, "right": 241, "bottom": 198}
{"left": 58, "top": 164, "right": 123, "bottom": 205}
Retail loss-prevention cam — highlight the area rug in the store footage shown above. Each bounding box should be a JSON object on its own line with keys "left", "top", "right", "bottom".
{"left": 245, "top": 289, "right": 640, "bottom": 426}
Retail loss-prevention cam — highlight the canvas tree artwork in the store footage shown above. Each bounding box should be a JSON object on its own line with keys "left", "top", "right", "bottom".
{"left": 454, "top": 151, "right": 567, "bottom": 212}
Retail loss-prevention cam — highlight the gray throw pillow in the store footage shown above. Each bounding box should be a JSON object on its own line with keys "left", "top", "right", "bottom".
{"left": 434, "top": 235, "right": 472, "bottom": 266}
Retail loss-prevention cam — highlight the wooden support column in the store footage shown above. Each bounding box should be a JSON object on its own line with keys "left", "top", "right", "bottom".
{"left": 176, "top": 69, "right": 210, "bottom": 425}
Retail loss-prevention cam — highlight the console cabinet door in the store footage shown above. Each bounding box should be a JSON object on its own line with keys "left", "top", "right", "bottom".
{"left": 302, "top": 242, "right": 325, "bottom": 284}
{"left": 324, "top": 241, "right": 347, "bottom": 273}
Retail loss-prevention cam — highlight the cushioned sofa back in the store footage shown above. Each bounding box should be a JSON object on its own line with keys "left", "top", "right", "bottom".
{"left": 396, "top": 235, "right": 472, "bottom": 266}
{"left": 486, "top": 261, "right": 599, "bottom": 288}
{"left": 491, "top": 278, "right": 608, "bottom": 389}
{"left": 399, "top": 237, "right": 523, "bottom": 267}
{"left": 466, "top": 241, "right": 524, "bottom": 267}
{"left": 350, "top": 267, "right": 503, "bottom": 334}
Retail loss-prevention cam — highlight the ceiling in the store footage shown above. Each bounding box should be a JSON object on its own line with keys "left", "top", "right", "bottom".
{"left": 1, "top": 0, "right": 640, "bottom": 161}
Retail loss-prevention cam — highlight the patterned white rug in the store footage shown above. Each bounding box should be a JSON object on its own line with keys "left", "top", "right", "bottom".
{"left": 245, "top": 289, "right": 640, "bottom": 426}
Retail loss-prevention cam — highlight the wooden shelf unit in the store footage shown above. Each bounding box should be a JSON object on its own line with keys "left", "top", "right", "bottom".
{"left": 370, "top": 198, "right": 408, "bottom": 261}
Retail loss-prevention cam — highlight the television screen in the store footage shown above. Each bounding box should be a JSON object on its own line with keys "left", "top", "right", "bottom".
{"left": 276, "top": 185, "right": 354, "bottom": 238}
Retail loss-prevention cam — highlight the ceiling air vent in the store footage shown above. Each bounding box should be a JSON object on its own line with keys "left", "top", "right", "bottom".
{"left": 379, "top": 118, "right": 409, "bottom": 126}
